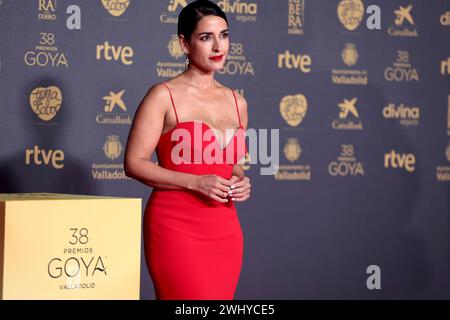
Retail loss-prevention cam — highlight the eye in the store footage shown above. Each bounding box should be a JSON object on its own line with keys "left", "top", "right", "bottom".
{"left": 200, "top": 36, "right": 210, "bottom": 41}
{"left": 221, "top": 33, "right": 229, "bottom": 38}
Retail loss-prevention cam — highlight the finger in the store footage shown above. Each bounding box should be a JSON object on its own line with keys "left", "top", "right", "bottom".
{"left": 209, "top": 189, "right": 229, "bottom": 203}
{"left": 216, "top": 176, "right": 233, "bottom": 188}
{"left": 230, "top": 184, "right": 250, "bottom": 196}
{"left": 231, "top": 188, "right": 250, "bottom": 198}
{"left": 215, "top": 181, "right": 233, "bottom": 193}
{"left": 230, "top": 177, "right": 250, "bottom": 189}
{"left": 231, "top": 193, "right": 250, "bottom": 202}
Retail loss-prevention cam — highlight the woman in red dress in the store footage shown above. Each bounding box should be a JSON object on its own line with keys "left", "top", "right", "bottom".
{"left": 124, "top": 0, "right": 251, "bottom": 300}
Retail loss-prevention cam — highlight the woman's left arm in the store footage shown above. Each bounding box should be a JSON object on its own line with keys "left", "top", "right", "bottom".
{"left": 229, "top": 91, "right": 251, "bottom": 202}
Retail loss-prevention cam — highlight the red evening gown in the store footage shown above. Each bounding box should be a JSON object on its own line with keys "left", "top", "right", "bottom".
{"left": 143, "top": 82, "right": 247, "bottom": 300}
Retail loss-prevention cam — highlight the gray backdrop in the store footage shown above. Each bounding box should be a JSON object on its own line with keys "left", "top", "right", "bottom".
{"left": 0, "top": 0, "right": 449, "bottom": 299}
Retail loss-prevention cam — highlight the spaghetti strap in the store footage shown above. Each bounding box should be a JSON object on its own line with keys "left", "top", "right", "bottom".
{"left": 230, "top": 89, "right": 242, "bottom": 127}
{"left": 162, "top": 82, "right": 179, "bottom": 124}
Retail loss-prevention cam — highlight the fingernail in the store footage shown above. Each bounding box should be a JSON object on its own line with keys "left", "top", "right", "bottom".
{"left": 228, "top": 190, "right": 233, "bottom": 194}
{"left": 232, "top": 198, "right": 235, "bottom": 201}
{"left": 231, "top": 185, "right": 235, "bottom": 189}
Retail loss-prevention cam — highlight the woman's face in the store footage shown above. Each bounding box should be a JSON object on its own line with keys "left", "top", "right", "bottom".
{"left": 181, "top": 15, "right": 229, "bottom": 72}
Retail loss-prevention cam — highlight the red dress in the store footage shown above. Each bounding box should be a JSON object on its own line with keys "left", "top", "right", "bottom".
{"left": 143, "top": 82, "right": 247, "bottom": 300}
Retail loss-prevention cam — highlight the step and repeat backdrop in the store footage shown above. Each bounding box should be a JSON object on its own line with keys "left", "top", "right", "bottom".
{"left": 0, "top": 0, "right": 449, "bottom": 299}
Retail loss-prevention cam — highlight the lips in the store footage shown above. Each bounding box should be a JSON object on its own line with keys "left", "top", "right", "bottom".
{"left": 209, "top": 55, "right": 224, "bottom": 61}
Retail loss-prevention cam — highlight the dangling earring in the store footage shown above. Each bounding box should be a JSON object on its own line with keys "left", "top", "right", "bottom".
{"left": 185, "top": 56, "right": 190, "bottom": 70}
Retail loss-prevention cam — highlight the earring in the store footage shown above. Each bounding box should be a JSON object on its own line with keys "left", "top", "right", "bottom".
{"left": 185, "top": 56, "right": 190, "bottom": 70}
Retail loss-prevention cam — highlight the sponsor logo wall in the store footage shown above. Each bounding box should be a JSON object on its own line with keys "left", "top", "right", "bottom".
{"left": 0, "top": 0, "right": 449, "bottom": 299}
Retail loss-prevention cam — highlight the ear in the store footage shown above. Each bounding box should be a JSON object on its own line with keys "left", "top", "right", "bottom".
{"left": 179, "top": 35, "right": 190, "bottom": 55}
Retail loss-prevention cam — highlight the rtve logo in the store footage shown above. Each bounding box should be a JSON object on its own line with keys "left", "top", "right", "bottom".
{"left": 384, "top": 150, "right": 415, "bottom": 172}
{"left": 96, "top": 41, "right": 134, "bottom": 65}
{"left": 441, "top": 57, "right": 450, "bottom": 75}
{"left": 277, "top": 50, "right": 312, "bottom": 73}
{"left": 25, "top": 145, "right": 65, "bottom": 169}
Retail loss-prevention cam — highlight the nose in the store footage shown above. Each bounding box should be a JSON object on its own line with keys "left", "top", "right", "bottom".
{"left": 212, "top": 36, "right": 221, "bottom": 52}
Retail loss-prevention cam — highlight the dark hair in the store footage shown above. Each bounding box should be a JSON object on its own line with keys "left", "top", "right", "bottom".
{"left": 178, "top": 0, "right": 228, "bottom": 41}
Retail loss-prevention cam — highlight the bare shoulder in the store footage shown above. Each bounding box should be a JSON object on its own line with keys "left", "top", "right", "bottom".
{"left": 138, "top": 82, "right": 171, "bottom": 114}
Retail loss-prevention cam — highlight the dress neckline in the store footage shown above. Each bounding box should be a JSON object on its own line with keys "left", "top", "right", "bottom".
{"left": 159, "top": 120, "right": 244, "bottom": 151}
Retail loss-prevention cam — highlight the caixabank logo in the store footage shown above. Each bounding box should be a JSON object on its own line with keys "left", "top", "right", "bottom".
{"left": 24, "top": 33, "right": 69, "bottom": 68}
{"left": 96, "top": 89, "right": 132, "bottom": 125}
{"left": 29, "top": 85, "right": 62, "bottom": 122}
{"left": 160, "top": 0, "right": 187, "bottom": 24}
{"left": 331, "top": 43, "right": 368, "bottom": 86}
{"left": 388, "top": 4, "right": 418, "bottom": 37}
{"left": 332, "top": 97, "right": 363, "bottom": 130}
{"left": 288, "top": 0, "right": 305, "bottom": 35}
{"left": 274, "top": 138, "right": 311, "bottom": 181}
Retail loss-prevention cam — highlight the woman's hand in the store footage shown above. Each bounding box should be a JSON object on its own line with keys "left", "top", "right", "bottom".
{"left": 228, "top": 175, "right": 251, "bottom": 202}
{"left": 192, "top": 174, "right": 234, "bottom": 203}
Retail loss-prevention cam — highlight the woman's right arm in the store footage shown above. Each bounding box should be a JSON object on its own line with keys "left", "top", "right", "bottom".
{"left": 123, "top": 83, "right": 232, "bottom": 202}
{"left": 124, "top": 83, "right": 195, "bottom": 191}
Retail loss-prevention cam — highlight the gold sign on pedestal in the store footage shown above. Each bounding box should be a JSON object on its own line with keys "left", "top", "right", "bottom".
{"left": 0, "top": 193, "right": 141, "bottom": 300}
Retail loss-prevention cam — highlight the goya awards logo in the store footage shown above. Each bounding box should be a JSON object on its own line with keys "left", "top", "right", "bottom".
{"left": 96, "top": 89, "right": 131, "bottom": 125}
{"left": 384, "top": 150, "right": 416, "bottom": 172}
{"left": 288, "top": 0, "right": 305, "bottom": 35}
{"left": 328, "top": 144, "right": 365, "bottom": 177}
{"left": 332, "top": 43, "right": 368, "bottom": 85}
{"left": 277, "top": 50, "right": 312, "bottom": 74}
{"left": 160, "top": 0, "right": 187, "bottom": 24}
{"left": 274, "top": 138, "right": 311, "bottom": 181}
{"left": 216, "top": 0, "right": 258, "bottom": 23}
{"left": 279, "top": 93, "right": 308, "bottom": 128}
{"left": 384, "top": 51, "right": 419, "bottom": 82}
{"left": 38, "top": 0, "right": 57, "bottom": 20}
{"left": 29, "top": 86, "right": 62, "bottom": 121}
{"left": 332, "top": 97, "right": 363, "bottom": 130}
{"left": 48, "top": 227, "right": 107, "bottom": 290}
{"left": 337, "top": 0, "right": 365, "bottom": 31}
{"left": 101, "top": 0, "right": 130, "bottom": 17}
{"left": 219, "top": 42, "right": 255, "bottom": 76}
{"left": 436, "top": 143, "right": 450, "bottom": 182}
{"left": 156, "top": 35, "right": 185, "bottom": 78}
{"left": 441, "top": 11, "right": 450, "bottom": 26}
{"left": 92, "top": 135, "right": 130, "bottom": 180}
{"left": 96, "top": 41, "right": 134, "bottom": 65}
{"left": 383, "top": 102, "right": 420, "bottom": 127}
{"left": 388, "top": 4, "right": 418, "bottom": 37}
{"left": 24, "top": 33, "right": 69, "bottom": 68}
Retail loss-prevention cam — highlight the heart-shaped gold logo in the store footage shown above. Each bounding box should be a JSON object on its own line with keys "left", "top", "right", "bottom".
{"left": 337, "top": 0, "right": 365, "bottom": 31}
{"left": 279, "top": 94, "right": 308, "bottom": 127}
{"left": 101, "top": 0, "right": 130, "bottom": 17}
{"left": 29, "top": 86, "right": 62, "bottom": 121}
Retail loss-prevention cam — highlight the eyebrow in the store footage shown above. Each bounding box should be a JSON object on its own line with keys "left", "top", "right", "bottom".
{"left": 197, "top": 29, "right": 229, "bottom": 36}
